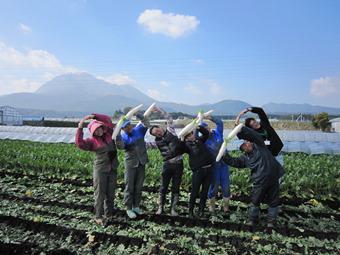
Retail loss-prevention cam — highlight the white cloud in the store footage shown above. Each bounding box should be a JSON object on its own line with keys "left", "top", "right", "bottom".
{"left": 99, "top": 73, "right": 136, "bottom": 86}
{"left": 147, "top": 88, "right": 162, "bottom": 99}
{"left": 183, "top": 84, "right": 203, "bottom": 95}
{"left": 310, "top": 77, "right": 340, "bottom": 97}
{"left": 18, "top": 23, "right": 32, "bottom": 34}
{"left": 160, "top": 81, "right": 169, "bottom": 87}
{"left": 193, "top": 59, "right": 204, "bottom": 64}
{"left": 209, "top": 82, "right": 222, "bottom": 95}
{"left": 137, "top": 9, "right": 200, "bottom": 38}
{"left": 0, "top": 42, "right": 77, "bottom": 95}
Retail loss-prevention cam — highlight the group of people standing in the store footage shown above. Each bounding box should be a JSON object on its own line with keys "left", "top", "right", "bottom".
{"left": 75, "top": 106, "right": 284, "bottom": 228}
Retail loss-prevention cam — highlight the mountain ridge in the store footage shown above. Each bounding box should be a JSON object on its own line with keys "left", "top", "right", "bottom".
{"left": 1, "top": 72, "right": 339, "bottom": 117}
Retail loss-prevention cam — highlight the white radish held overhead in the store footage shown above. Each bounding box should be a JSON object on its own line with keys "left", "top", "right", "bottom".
{"left": 216, "top": 123, "right": 244, "bottom": 162}
{"left": 112, "top": 104, "right": 144, "bottom": 140}
{"left": 178, "top": 109, "right": 214, "bottom": 140}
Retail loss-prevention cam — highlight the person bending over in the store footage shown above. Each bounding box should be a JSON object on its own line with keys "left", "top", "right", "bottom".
{"left": 221, "top": 126, "right": 283, "bottom": 228}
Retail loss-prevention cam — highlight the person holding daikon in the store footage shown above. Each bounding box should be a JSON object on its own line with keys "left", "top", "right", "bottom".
{"left": 218, "top": 125, "right": 283, "bottom": 229}
{"left": 75, "top": 113, "right": 119, "bottom": 225}
{"left": 177, "top": 121, "right": 214, "bottom": 218}
{"left": 199, "top": 115, "right": 231, "bottom": 214}
{"left": 149, "top": 108, "right": 184, "bottom": 216}
{"left": 115, "top": 103, "right": 157, "bottom": 219}
{"left": 235, "top": 107, "right": 285, "bottom": 180}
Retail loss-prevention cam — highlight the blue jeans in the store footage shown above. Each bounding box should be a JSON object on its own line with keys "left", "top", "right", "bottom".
{"left": 208, "top": 163, "right": 230, "bottom": 199}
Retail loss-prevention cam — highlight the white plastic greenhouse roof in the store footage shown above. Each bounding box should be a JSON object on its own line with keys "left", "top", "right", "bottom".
{"left": 330, "top": 117, "right": 340, "bottom": 123}
{"left": 0, "top": 126, "right": 340, "bottom": 155}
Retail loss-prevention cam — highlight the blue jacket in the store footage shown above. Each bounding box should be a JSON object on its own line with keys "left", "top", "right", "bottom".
{"left": 117, "top": 119, "right": 149, "bottom": 168}
{"left": 121, "top": 123, "right": 148, "bottom": 146}
{"left": 204, "top": 117, "right": 228, "bottom": 170}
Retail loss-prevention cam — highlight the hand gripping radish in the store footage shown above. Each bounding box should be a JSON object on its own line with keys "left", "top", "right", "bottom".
{"left": 112, "top": 116, "right": 127, "bottom": 139}
{"left": 178, "top": 110, "right": 214, "bottom": 140}
{"left": 143, "top": 102, "right": 156, "bottom": 118}
{"left": 216, "top": 124, "right": 244, "bottom": 162}
{"left": 112, "top": 104, "right": 144, "bottom": 139}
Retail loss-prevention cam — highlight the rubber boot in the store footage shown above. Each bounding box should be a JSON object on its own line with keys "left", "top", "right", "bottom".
{"left": 208, "top": 198, "right": 216, "bottom": 213}
{"left": 248, "top": 205, "right": 260, "bottom": 228}
{"left": 267, "top": 206, "right": 279, "bottom": 228}
{"left": 156, "top": 193, "right": 165, "bottom": 215}
{"left": 170, "top": 193, "right": 179, "bottom": 216}
{"left": 188, "top": 203, "right": 195, "bottom": 219}
{"left": 223, "top": 197, "right": 230, "bottom": 213}
{"left": 198, "top": 203, "right": 205, "bottom": 218}
{"left": 126, "top": 210, "right": 137, "bottom": 219}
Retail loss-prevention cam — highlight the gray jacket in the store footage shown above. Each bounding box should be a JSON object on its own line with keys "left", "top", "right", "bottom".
{"left": 223, "top": 127, "right": 283, "bottom": 185}
{"left": 117, "top": 118, "right": 150, "bottom": 168}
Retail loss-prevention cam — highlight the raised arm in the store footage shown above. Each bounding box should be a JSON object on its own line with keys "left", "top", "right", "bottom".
{"left": 235, "top": 108, "right": 250, "bottom": 126}
{"left": 222, "top": 152, "right": 247, "bottom": 168}
{"left": 249, "top": 107, "right": 270, "bottom": 126}
{"left": 75, "top": 128, "right": 94, "bottom": 151}
{"left": 156, "top": 107, "right": 176, "bottom": 135}
{"left": 197, "top": 125, "right": 210, "bottom": 143}
{"left": 136, "top": 113, "right": 150, "bottom": 134}
{"left": 210, "top": 116, "right": 223, "bottom": 136}
{"left": 237, "top": 126, "right": 266, "bottom": 147}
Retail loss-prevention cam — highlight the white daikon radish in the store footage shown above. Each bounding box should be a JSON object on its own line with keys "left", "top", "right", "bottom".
{"left": 196, "top": 111, "right": 204, "bottom": 124}
{"left": 112, "top": 116, "right": 126, "bottom": 139}
{"left": 179, "top": 110, "right": 214, "bottom": 140}
{"left": 216, "top": 138, "right": 229, "bottom": 162}
{"left": 178, "top": 119, "right": 197, "bottom": 139}
{"left": 203, "top": 110, "right": 214, "bottom": 117}
{"left": 125, "top": 104, "right": 143, "bottom": 119}
{"left": 227, "top": 123, "right": 244, "bottom": 139}
{"left": 143, "top": 102, "right": 156, "bottom": 118}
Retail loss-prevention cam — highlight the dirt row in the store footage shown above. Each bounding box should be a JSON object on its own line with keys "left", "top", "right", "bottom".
{"left": 1, "top": 204, "right": 337, "bottom": 254}
{"left": 0, "top": 215, "right": 145, "bottom": 249}
{"left": 0, "top": 241, "right": 77, "bottom": 255}
{"left": 0, "top": 169, "right": 340, "bottom": 212}
{"left": 1, "top": 173, "right": 340, "bottom": 221}
{"left": 0, "top": 193, "right": 338, "bottom": 240}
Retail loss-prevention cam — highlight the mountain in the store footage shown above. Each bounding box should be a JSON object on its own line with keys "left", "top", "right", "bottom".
{"left": 0, "top": 72, "right": 252, "bottom": 116}
{"left": 0, "top": 72, "right": 155, "bottom": 115}
{"left": 36, "top": 72, "right": 154, "bottom": 103}
{"left": 0, "top": 72, "right": 339, "bottom": 117}
{"left": 160, "top": 100, "right": 251, "bottom": 115}
{"left": 263, "top": 103, "right": 340, "bottom": 115}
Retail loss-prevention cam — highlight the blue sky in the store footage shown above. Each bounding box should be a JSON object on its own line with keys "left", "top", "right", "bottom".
{"left": 0, "top": 0, "right": 340, "bottom": 107}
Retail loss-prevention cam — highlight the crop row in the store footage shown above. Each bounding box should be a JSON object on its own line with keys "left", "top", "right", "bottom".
{"left": 1, "top": 196, "right": 339, "bottom": 254}
{"left": 0, "top": 140, "right": 339, "bottom": 200}
{"left": 1, "top": 168, "right": 339, "bottom": 212}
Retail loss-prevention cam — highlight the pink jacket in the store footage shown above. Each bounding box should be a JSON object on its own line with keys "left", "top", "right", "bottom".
{"left": 75, "top": 113, "right": 114, "bottom": 151}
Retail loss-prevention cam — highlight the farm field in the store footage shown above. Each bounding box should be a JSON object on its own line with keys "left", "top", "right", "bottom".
{"left": 0, "top": 140, "right": 339, "bottom": 254}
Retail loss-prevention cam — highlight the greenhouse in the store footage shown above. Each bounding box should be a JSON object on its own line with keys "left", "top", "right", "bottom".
{"left": 0, "top": 106, "right": 23, "bottom": 126}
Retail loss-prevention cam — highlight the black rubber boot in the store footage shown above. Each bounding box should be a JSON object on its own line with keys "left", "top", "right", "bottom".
{"left": 248, "top": 205, "right": 260, "bottom": 229}
{"left": 267, "top": 206, "right": 279, "bottom": 229}
{"left": 188, "top": 203, "right": 195, "bottom": 219}
{"left": 156, "top": 193, "right": 165, "bottom": 215}
{"left": 171, "top": 193, "right": 179, "bottom": 216}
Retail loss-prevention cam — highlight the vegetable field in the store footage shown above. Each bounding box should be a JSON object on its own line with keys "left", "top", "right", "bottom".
{"left": 0, "top": 140, "right": 339, "bottom": 254}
